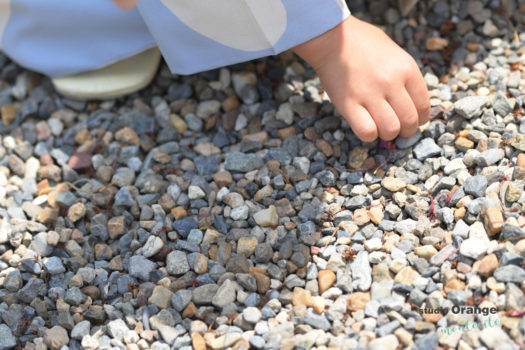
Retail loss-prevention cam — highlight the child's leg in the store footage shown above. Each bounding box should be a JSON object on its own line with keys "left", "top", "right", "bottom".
{"left": 292, "top": 15, "right": 430, "bottom": 142}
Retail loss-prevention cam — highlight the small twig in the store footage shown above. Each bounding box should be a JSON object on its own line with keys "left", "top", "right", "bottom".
{"left": 321, "top": 224, "right": 342, "bottom": 254}
{"left": 440, "top": 245, "right": 461, "bottom": 264}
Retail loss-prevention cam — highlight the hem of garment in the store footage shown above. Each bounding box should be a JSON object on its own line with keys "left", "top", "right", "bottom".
{"left": 163, "top": 10, "right": 352, "bottom": 75}
{"left": 1, "top": 42, "right": 158, "bottom": 78}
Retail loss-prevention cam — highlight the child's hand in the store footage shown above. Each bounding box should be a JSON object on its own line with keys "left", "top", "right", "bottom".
{"left": 112, "top": 0, "right": 137, "bottom": 10}
{"left": 293, "top": 16, "right": 430, "bottom": 142}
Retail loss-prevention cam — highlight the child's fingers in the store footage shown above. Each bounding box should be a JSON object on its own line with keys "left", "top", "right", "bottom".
{"left": 387, "top": 90, "right": 419, "bottom": 138}
{"left": 366, "top": 101, "right": 400, "bottom": 141}
{"left": 345, "top": 104, "right": 378, "bottom": 142}
{"left": 112, "top": 0, "right": 137, "bottom": 10}
{"left": 405, "top": 74, "right": 431, "bottom": 125}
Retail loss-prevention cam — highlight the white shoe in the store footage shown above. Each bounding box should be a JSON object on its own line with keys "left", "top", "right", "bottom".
{"left": 52, "top": 47, "right": 161, "bottom": 100}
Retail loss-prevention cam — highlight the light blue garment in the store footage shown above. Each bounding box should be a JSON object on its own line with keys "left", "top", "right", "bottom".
{"left": 0, "top": 0, "right": 350, "bottom": 77}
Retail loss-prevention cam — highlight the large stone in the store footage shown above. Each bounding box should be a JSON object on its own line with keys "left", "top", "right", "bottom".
{"left": 167, "top": 251, "right": 190, "bottom": 275}
{"left": 454, "top": 96, "right": 488, "bottom": 119}
{"left": 224, "top": 152, "right": 263, "bottom": 172}
{"left": 129, "top": 255, "right": 156, "bottom": 280}
{"left": 44, "top": 326, "right": 69, "bottom": 350}
{"left": 212, "top": 279, "right": 236, "bottom": 308}
{"left": 0, "top": 324, "right": 16, "bottom": 350}
{"left": 253, "top": 205, "right": 279, "bottom": 227}
{"left": 318, "top": 270, "right": 336, "bottom": 294}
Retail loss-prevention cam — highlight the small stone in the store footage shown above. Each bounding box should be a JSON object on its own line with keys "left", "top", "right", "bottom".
{"left": 242, "top": 307, "right": 262, "bottom": 324}
{"left": 44, "top": 256, "right": 66, "bottom": 274}
{"left": 517, "top": 153, "right": 525, "bottom": 168}
{"left": 114, "top": 187, "right": 135, "bottom": 207}
{"left": 149, "top": 286, "right": 174, "bottom": 309}
{"left": 67, "top": 202, "right": 86, "bottom": 222}
{"left": 167, "top": 251, "right": 190, "bottom": 275}
{"left": 94, "top": 243, "right": 113, "bottom": 260}
{"left": 312, "top": 296, "right": 325, "bottom": 313}
{"left": 426, "top": 37, "right": 448, "bottom": 50}
{"left": 188, "top": 185, "right": 206, "bottom": 200}
{"left": 142, "top": 236, "right": 164, "bottom": 258}
{"left": 129, "top": 255, "right": 156, "bottom": 280}
{"left": 209, "top": 333, "right": 242, "bottom": 350}
{"left": 172, "top": 217, "right": 198, "bottom": 238}
{"left": 192, "top": 284, "right": 219, "bottom": 305}
{"left": 293, "top": 287, "right": 313, "bottom": 307}
{"left": 455, "top": 137, "right": 474, "bottom": 151}
{"left": 108, "top": 216, "right": 126, "bottom": 239}
{"left": 193, "top": 254, "right": 208, "bottom": 274}
{"left": 1, "top": 104, "right": 16, "bottom": 126}
{"left": 169, "top": 114, "right": 188, "bottom": 133}
{"left": 394, "top": 267, "right": 420, "bottom": 285}
{"left": 413, "top": 138, "right": 442, "bottom": 160}
{"left": 318, "top": 270, "right": 336, "bottom": 294}
{"left": 475, "top": 148, "right": 504, "bottom": 167}
{"left": 191, "top": 332, "right": 206, "bottom": 350}
{"left": 252, "top": 272, "right": 270, "bottom": 294}
{"left": 237, "top": 236, "right": 258, "bottom": 257}
{"left": 212, "top": 279, "right": 237, "bottom": 308}
{"left": 253, "top": 206, "right": 278, "bottom": 227}
{"left": 394, "top": 328, "right": 413, "bottom": 347}
{"left": 493, "top": 265, "right": 525, "bottom": 283}
{"left": 224, "top": 152, "right": 263, "bottom": 172}
{"left": 71, "top": 321, "right": 90, "bottom": 340}
{"left": 459, "top": 238, "right": 487, "bottom": 259}
{"left": 107, "top": 319, "right": 130, "bottom": 342}
{"left": 382, "top": 177, "right": 406, "bottom": 192}
{"left": 44, "top": 326, "right": 69, "bottom": 350}
{"left": 212, "top": 171, "right": 233, "bottom": 187}
{"left": 454, "top": 96, "right": 488, "bottom": 119}
{"left": 368, "top": 205, "right": 384, "bottom": 225}
{"left": 0, "top": 324, "right": 16, "bottom": 350}
{"left": 368, "top": 334, "right": 399, "bottom": 350}
{"left": 347, "top": 292, "right": 371, "bottom": 311}
{"left": 232, "top": 71, "right": 259, "bottom": 104}
{"left": 463, "top": 175, "right": 488, "bottom": 197}
{"left": 414, "top": 245, "right": 438, "bottom": 260}
{"left": 115, "top": 127, "right": 140, "bottom": 145}
{"left": 36, "top": 207, "right": 59, "bottom": 224}
{"left": 484, "top": 207, "right": 504, "bottom": 235}
{"left": 474, "top": 253, "right": 498, "bottom": 277}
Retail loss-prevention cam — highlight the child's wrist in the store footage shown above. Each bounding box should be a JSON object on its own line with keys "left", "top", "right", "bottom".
{"left": 291, "top": 15, "right": 353, "bottom": 70}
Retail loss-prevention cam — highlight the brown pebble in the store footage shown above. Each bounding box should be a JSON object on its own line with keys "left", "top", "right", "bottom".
{"left": 94, "top": 243, "right": 113, "bottom": 260}
{"left": 191, "top": 332, "right": 207, "bottom": 350}
{"left": 108, "top": 216, "right": 126, "bottom": 240}
{"left": 292, "top": 287, "right": 313, "bottom": 307}
{"left": 251, "top": 272, "right": 270, "bottom": 294}
{"left": 316, "top": 139, "right": 333, "bottom": 157}
{"left": 182, "top": 302, "right": 197, "bottom": 318}
{"left": 426, "top": 37, "right": 448, "bottom": 51}
{"left": 37, "top": 208, "right": 59, "bottom": 225}
{"left": 278, "top": 127, "right": 296, "bottom": 139}
{"left": 474, "top": 253, "right": 498, "bottom": 277}
{"left": 347, "top": 292, "right": 370, "bottom": 311}
{"left": 1, "top": 104, "right": 16, "bottom": 126}
{"left": 82, "top": 286, "right": 101, "bottom": 300}
{"left": 444, "top": 279, "right": 465, "bottom": 292}
{"left": 318, "top": 270, "right": 336, "bottom": 294}
{"left": 171, "top": 206, "right": 187, "bottom": 220}
{"left": 115, "top": 127, "right": 140, "bottom": 145}
{"left": 517, "top": 153, "right": 525, "bottom": 168}
{"left": 484, "top": 207, "right": 504, "bottom": 235}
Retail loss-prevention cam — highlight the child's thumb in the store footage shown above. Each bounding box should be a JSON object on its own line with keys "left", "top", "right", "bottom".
{"left": 112, "top": 0, "right": 137, "bottom": 10}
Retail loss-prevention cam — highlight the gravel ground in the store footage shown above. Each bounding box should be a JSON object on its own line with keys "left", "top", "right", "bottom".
{"left": 1, "top": 1, "right": 525, "bottom": 349}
